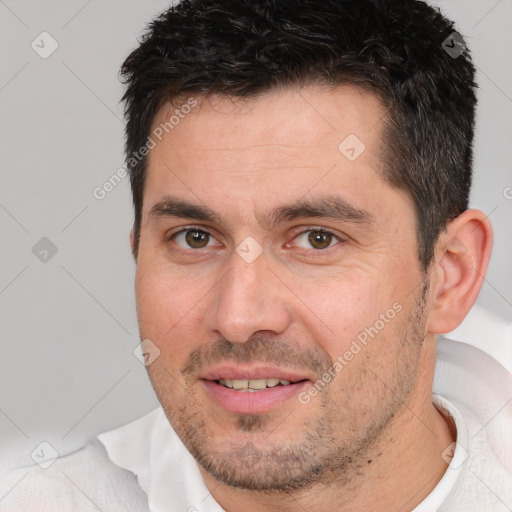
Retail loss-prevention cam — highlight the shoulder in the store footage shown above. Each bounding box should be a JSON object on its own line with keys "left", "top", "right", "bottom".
{"left": 434, "top": 337, "right": 512, "bottom": 511}
{"left": 434, "top": 336, "right": 511, "bottom": 432}
{"left": 0, "top": 438, "right": 149, "bottom": 512}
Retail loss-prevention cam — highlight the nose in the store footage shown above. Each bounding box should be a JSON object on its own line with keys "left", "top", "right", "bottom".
{"left": 203, "top": 246, "right": 292, "bottom": 343}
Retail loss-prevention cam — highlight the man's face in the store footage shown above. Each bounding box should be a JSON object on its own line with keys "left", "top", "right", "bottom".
{"left": 134, "top": 85, "right": 431, "bottom": 490}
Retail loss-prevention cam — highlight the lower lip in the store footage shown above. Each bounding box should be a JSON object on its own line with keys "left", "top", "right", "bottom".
{"left": 202, "top": 380, "right": 309, "bottom": 414}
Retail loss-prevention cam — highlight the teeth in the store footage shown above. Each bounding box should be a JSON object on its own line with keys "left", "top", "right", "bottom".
{"left": 248, "top": 379, "right": 267, "bottom": 390}
{"left": 218, "top": 378, "right": 293, "bottom": 390}
{"left": 232, "top": 379, "right": 248, "bottom": 389}
{"left": 218, "top": 378, "right": 233, "bottom": 388}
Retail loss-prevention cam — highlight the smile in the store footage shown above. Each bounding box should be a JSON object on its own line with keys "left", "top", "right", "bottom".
{"left": 217, "top": 378, "right": 292, "bottom": 391}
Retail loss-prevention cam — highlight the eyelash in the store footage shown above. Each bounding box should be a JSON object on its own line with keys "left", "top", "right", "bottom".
{"left": 166, "top": 226, "right": 344, "bottom": 253}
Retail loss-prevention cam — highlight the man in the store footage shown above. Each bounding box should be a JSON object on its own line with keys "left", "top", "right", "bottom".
{"left": 1, "top": 0, "right": 510, "bottom": 510}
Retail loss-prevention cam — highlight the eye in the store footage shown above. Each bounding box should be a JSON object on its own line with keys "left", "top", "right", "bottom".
{"left": 171, "top": 229, "right": 219, "bottom": 249}
{"left": 291, "top": 229, "right": 342, "bottom": 250}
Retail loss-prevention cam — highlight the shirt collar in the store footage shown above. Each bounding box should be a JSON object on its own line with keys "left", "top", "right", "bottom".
{"left": 411, "top": 393, "right": 468, "bottom": 511}
{"left": 97, "top": 407, "right": 224, "bottom": 512}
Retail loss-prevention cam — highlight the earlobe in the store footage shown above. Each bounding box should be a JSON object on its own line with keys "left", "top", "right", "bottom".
{"left": 427, "top": 210, "right": 493, "bottom": 334}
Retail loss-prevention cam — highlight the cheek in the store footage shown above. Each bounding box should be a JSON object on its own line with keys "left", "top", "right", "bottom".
{"left": 295, "top": 269, "right": 399, "bottom": 357}
{"left": 134, "top": 262, "right": 204, "bottom": 349}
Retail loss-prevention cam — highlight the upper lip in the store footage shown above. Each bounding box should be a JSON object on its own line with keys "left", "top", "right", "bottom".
{"left": 199, "top": 364, "right": 315, "bottom": 383}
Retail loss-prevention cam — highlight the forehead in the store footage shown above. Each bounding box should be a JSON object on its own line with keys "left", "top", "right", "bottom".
{"left": 150, "top": 84, "right": 385, "bottom": 157}
{"left": 143, "top": 84, "right": 411, "bottom": 227}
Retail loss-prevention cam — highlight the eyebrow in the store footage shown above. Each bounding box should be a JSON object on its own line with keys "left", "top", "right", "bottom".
{"left": 148, "top": 194, "right": 374, "bottom": 229}
{"left": 262, "top": 195, "right": 374, "bottom": 228}
{"left": 149, "top": 196, "right": 221, "bottom": 224}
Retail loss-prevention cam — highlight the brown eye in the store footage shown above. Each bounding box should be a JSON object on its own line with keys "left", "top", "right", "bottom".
{"left": 307, "top": 230, "right": 334, "bottom": 249}
{"left": 185, "top": 230, "right": 210, "bottom": 248}
{"left": 172, "top": 229, "right": 216, "bottom": 249}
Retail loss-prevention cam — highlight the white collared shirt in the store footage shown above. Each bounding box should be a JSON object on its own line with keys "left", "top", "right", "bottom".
{"left": 1, "top": 337, "right": 511, "bottom": 511}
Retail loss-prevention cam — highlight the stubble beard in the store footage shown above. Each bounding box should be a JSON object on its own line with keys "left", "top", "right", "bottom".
{"left": 152, "top": 281, "right": 430, "bottom": 494}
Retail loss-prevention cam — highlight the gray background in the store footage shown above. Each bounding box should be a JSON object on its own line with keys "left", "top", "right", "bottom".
{"left": 0, "top": 0, "right": 511, "bottom": 474}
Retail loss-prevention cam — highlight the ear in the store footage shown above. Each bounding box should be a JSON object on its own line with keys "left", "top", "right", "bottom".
{"left": 427, "top": 209, "right": 493, "bottom": 334}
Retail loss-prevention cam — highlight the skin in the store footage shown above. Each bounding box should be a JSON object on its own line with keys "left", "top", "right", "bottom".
{"left": 131, "top": 84, "right": 493, "bottom": 511}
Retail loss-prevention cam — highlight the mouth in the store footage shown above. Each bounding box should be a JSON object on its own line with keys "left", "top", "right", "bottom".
{"left": 216, "top": 377, "right": 297, "bottom": 392}
{"left": 199, "top": 366, "right": 312, "bottom": 414}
